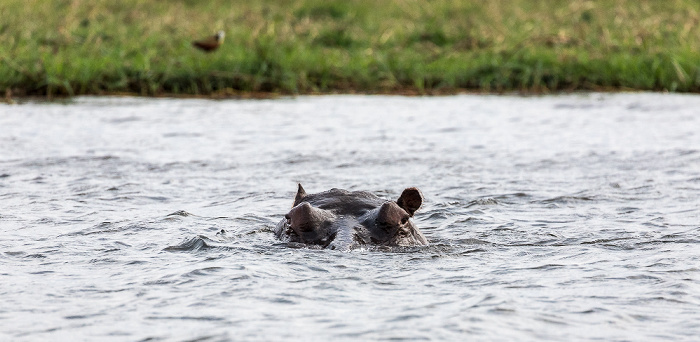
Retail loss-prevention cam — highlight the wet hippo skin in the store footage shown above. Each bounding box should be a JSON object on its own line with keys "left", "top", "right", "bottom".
{"left": 275, "top": 184, "right": 428, "bottom": 250}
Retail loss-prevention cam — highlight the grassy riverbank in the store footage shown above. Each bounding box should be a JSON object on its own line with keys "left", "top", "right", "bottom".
{"left": 2, "top": 0, "right": 700, "bottom": 97}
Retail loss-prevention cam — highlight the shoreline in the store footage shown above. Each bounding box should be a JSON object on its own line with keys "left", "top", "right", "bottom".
{"left": 2, "top": 86, "right": 685, "bottom": 104}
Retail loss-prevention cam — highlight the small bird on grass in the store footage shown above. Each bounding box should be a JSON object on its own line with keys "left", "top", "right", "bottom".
{"left": 192, "top": 31, "right": 225, "bottom": 52}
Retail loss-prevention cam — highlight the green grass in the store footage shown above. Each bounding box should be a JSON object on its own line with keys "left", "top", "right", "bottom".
{"left": 2, "top": 0, "right": 700, "bottom": 97}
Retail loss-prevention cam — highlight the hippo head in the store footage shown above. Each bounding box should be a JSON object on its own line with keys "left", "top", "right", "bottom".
{"left": 275, "top": 184, "right": 428, "bottom": 250}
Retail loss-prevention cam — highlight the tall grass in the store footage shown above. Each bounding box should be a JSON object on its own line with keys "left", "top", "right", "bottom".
{"left": 1, "top": 0, "right": 700, "bottom": 97}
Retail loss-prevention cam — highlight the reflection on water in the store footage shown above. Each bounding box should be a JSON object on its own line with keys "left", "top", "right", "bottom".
{"left": 1, "top": 93, "right": 699, "bottom": 340}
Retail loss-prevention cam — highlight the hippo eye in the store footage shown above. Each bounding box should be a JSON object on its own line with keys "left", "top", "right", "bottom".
{"left": 400, "top": 217, "right": 408, "bottom": 225}
{"left": 285, "top": 214, "right": 291, "bottom": 225}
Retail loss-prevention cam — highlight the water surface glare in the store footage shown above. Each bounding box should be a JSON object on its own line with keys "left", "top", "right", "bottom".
{"left": 1, "top": 94, "right": 699, "bottom": 341}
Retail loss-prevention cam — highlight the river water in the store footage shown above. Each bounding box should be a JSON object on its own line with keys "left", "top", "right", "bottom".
{"left": 1, "top": 93, "right": 699, "bottom": 341}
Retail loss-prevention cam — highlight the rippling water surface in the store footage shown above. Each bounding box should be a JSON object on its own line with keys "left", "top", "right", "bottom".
{"left": 1, "top": 94, "right": 699, "bottom": 341}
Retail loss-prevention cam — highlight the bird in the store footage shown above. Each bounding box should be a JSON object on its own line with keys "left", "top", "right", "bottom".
{"left": 192, "top": 31, "right": 225, "bottom": 52}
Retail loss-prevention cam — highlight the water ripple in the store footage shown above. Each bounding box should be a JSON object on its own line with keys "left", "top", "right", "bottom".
{"left": 2, "top": 94, "right": 700, "bottom": 340}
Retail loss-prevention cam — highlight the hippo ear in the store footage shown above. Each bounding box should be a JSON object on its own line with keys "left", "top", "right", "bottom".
{"left": 397, "top": 187, "right": 423, "bottom": 217}
{"left": 293, "top": 183, "right": 307, "bottom": 207}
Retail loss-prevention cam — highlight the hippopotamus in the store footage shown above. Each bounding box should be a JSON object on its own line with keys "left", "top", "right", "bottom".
{"left": 275, "top": 184, "right": 428, "bottom": 250}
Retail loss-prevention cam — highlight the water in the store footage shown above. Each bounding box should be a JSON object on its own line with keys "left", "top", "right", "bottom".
{"left": 1, "top": 93, "right": 699, "bottom": 341}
